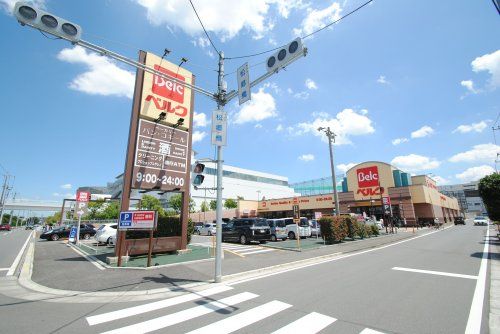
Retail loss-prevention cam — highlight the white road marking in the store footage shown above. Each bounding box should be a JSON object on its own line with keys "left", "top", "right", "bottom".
{"left": 0, "top": 268, "right": 10, "bottom": 271}
{"left": 6, "top": 231, "right": 33, "bottom": 276}
{"left": 271, "top": 312, "right": 336, "bottom": 334}
{"left": 228, "top": 225, "right": 454, "bottom": 286}
{"left": 100, "top": 292, "right": 258, "bottom": 334}
{"left": 68, "top": 244, "right": 106, "bottom": 271}
{"left": 392, "top": 267, "right": 478, "bottom": 280}
{"left": 239, "top": 249, "right": 275, "bottom": 255}
{"left": 186, "top": 300, "right": 292, "bottom": 334}
{"left": 465, "top": 227, "right": 490, "bottom": 334}
{"left": 87, "top": 285, "right": 233, "bottom": 326}
{"left": 360, "top": 329, "right": 386, "bottom": 334}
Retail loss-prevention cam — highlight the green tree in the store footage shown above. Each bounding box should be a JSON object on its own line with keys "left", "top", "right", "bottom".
{"left": 479, "top": 173, "right": 500, "bottom": 222}
{"left": 85, "top": 199, "right": 105, "bottom": 220}
{"left": 209, "top": 200, "right": 217, "bottom": 211}
{"left": 200, "top": 201, "right": 209, "bottom": 212}
{"left": 140, "top": 195, "right": 166, "bottom": 217}
{"left": 168, "top": 194, "right": 183, "bottom": 213}
{"left": 45, "top": 211, "right": 62, "bottom": 225}
{"left": 224, "top": 198, "right": 238, "bottom": 209}
{"left": 100, "top": 201, "right": 121, "bottom": 220}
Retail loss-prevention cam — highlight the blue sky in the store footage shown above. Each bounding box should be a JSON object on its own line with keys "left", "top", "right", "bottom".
{"left": 0, "top": 0, "right": 499, "bottom": 201}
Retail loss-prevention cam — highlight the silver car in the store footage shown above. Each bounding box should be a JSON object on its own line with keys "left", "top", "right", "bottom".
{"left": 267, "top": 219, "right": 288, "bottom": 241}
{"left": 198, "top": 223, "right": 217, "bottom": 236}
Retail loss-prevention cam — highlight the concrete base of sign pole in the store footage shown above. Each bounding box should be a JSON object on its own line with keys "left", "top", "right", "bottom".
{"left": 176, "top": 249, "right": 192, "bottom": 255}
{"left": 106, "top": 256, "right": 130, "bottom": 265}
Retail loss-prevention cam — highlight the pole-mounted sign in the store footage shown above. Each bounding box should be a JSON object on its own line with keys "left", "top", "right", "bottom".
{"left": 211, "top": 109, "right": 227, "bottom": 146}
{"left": 237, "top": 62, "right": 250, "bottom": 105}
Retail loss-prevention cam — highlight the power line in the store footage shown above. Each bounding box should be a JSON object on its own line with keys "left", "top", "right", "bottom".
{"left": 494, "top": 111, "right": 500, "bottom": 126}
{"left": 189, "top": 0, "right": 220, "bottom": 56}
{"left": 225, "top": 0, "right": 374, "bottom": 60}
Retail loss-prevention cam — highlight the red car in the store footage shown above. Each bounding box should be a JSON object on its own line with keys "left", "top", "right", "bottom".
{"left": 0, "top": 224, "right": 11, "bottom": 231}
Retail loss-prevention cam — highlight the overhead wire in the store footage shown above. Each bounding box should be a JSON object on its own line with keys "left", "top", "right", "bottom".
{"left": 225, "top": 0, "right": 375, "bottom": 60}
{"left": 188, "top": 0, "right": 220, "bottom": 56}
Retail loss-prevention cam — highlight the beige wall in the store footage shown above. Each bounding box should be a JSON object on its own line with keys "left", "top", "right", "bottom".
{"left": 258, "top": 194, "right": 334, "bottom": 212}
{"left": 346, "top": 161, "right": 396, "bottom": 201}
{"left": 409, "top": 185, "right": 459, "bottom": 210}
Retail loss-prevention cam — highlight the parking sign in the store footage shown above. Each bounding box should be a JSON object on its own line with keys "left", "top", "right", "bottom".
{"left": 119, "top": 210, "right": 156, "bottom": 230}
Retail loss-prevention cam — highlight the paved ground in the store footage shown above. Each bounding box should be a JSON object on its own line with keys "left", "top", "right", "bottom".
{"left": 0, "top": 222, "right": 491, "bottom": 333}
{"left": 30, "top": 228, "right": 423, "bottom": 292}
{"left": 0, "top": 229, "right": 32, "bottom": 277}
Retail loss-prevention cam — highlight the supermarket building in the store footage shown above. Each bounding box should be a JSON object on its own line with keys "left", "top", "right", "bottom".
{"left": 250, "top": 161, "right": 460, "bottom": 226}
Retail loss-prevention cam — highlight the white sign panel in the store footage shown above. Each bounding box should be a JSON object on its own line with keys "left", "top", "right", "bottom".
{"left": 119, "top": 211, "right": 157, "bottom": 230}
{"left": 211, "top": 110, "right": 227, "bottom": 147}
{"left": 237, "top": 62, "right": 251, "bottom": 105}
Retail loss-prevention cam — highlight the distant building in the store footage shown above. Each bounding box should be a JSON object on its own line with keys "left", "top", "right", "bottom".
{"left": 438, "top": 181, "right": 486, "bottom": 217}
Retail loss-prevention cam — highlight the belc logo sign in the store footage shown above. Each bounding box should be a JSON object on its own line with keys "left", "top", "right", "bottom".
{"left": 356, "top": 187, "right": 383, "bottom": 196}
{"left": 356, "top": 166, "right": 379, "bottom": 188}
{"left": 152, "top": 65, "right": 185, "bottom": 104}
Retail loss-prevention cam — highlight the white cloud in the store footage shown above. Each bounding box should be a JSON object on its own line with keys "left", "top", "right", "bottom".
{"left": 392, "top": 137, "right": 409, "bottom": 145}
{"left": 192, "top": 131, "right": 207, "bottom": 143}
{"left": 337, "top": 162, "right": 358, "bottom": 174}
{"left": 377, "top": 75, "right": 389, "bottom": 84}
{"left": 276, "top": 124, "right": 284, "bottom": 132}
{"left": 57, "top": 46, "right": 135, "bottom": 98}
{"left": 298, "top": 154, "right": 314, "bottom": 162}
{"left": 460, "top": 80, "right": 477, "bottom": 94}
{"left": 293, "top": 2, "right": 342, "bottom": 37}
{"left": 134, "top": 0, "right": 306, "bottom": 41}
{"left": 294, "top": 108, "right": 375, "bottom": 145}
{"left": 305, "top": 78, "right": 318, "bottom": 90}
{"left": 391, "top": 154, "right": 441, "bottom": 172}
{"left": 60, "top": 184, "right": 72, "bottom": 190}
{"left": 52, "top": 192, "right": 74, "bottom": 198}
{"left": 456, "top": 165, "right": 495, "bottom": 182}
{"left": 452, "top": 121, "right": 487, "bottom": 134}
{"left": 1, "top": 0, "right": 45, "bottom": 13}
{"left": 254, "top": 123, "right": 263, "bottom": 128}
{"left": 471, "top": 49, "right": 500, "bottom": 90}
{"left": 233, "top": 86, "right": 277, "bottom": 124}
{"left": 193, "top": 112, "right": 208, "bottom": 128}
{"left": 433, "top": 176, "right": 451, "bottom": 186}
{"left": 449, "top": 143, "right": 500, "bottom": 163}
{"left": 411, "top": 125, "right": 434, "bottom": 139}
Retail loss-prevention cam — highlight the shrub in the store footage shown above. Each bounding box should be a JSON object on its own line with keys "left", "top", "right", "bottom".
{"left": 345, "top": 216, "right": 359, "bottom": 240}
{"left": 365, "top": 224, "right": 372, "bottom": 237}
{"left": 370, "top": 224, "right": 379, "bottom": 236}
{"left": 126, "top": 216, "right": 194, "bottom": 243}
{"left": 357, "top": 223, "right": 367, "bottom": 239}
{"left": 319, "top": 216, "right": 348, "bottom": 244}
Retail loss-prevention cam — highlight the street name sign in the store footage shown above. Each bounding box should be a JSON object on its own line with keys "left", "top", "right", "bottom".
{"left": 211, "top": 109, "right": 227, "bottom": 146}
{"left": 237, "top": 62, "right": 251, "bottom": 105}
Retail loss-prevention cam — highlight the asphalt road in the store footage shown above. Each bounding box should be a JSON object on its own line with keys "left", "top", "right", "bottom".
{"left": 0, "top": 224, "right": 491, "bottom": 333}
{"left": 0, "top": 228, "right": 32, "bottom": 277}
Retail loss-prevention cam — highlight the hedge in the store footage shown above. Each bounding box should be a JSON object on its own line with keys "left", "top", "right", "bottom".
{"left": 126, "top": 216, "right": 194, "bottom": 243}
{"left": 319, "top": 216, "right": 348, "bottom": 244}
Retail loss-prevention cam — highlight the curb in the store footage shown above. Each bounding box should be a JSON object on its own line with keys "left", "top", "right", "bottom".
{"left": 8, "top": 225, "right": 451, "bottom": 302}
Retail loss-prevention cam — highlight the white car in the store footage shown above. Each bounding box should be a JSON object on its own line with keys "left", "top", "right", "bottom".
{"left": 108, "top": 234, "right": 116, "bottom": 246}
{"left": 94, "top": 223, "right": 118, "bottom": 244}
{"left": 473, "top": 216, "right": 489, "bottom": 226}
{"left": 198, "top": 223, "right": 217, "bottom": 236}
{"left": 284, "top": 217, "right": 311, "bottom": 239}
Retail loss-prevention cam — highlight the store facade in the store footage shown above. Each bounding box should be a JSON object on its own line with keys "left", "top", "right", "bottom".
{"left": 257, "top": 161, "right": 460, "bottom": 226}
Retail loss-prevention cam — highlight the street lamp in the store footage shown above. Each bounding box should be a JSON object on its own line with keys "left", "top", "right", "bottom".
{"left": 318, "top": 127, "right": 340, "bottom": 216}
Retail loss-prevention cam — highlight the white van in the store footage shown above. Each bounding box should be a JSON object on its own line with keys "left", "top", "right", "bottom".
{"left": 95, "top": 223, "right": 118, "bottom": 245}
{"left": 267, "top": 218, "right": 288, "bottom": 241}
{"left": 283, "top": 217, "right": 311, "bottom": 239}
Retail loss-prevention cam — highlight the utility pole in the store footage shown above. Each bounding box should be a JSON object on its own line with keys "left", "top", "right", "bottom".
{"left": 494, "top": 126, "right": 500, "bottom": 173}
{"left": 214, "top": 51, "right": 225, "bottom": 283}
{"left": 317, "top": 127, "right": 340, "bottom": 216}
{"left": 0, "top": 174, "right": 13, "bottom": 225}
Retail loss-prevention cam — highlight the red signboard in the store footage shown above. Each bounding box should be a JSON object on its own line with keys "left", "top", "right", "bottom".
{"left": 357, "top": 166, "right": 379, "bottom": 188}
{"left": 76, "top": 191, "right": 90, "bottom": 202}
{"left": 152, "top": 65, "right": 186, "bottom": 104}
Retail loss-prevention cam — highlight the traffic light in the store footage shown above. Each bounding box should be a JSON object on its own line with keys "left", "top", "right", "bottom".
{"left": 192, "top": 162, "right": 205, "bottom": 189}
{"left": 266, "top": 38, "right": 304, "bottom": 73}
{"left": 14, "top": 2, "right": 82, "bottom": 42}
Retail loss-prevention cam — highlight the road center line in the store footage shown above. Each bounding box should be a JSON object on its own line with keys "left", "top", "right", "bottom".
{"left": 465, "top": 227, "right": 490, "bottom": 334}
{"left": 392, "top": 267, "right": 478, "bottom": 280}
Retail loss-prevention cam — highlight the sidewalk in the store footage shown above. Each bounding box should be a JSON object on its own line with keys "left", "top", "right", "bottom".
{"left": 489, "top": 226, "right": 500, "bottom": 333}
{"left": 26, "top": 227, "right": 439, "bottom": 294}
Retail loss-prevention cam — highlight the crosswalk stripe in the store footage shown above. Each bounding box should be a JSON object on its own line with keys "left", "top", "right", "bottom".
{"left": 185, "top": 300, "right": 292, "bottom": 334}
{"left": 222, "top": 245, "right": 258, "bottom": 251}
{"left": 87, "top": 285, "right": 233, "bottom": 326}
{"left": 360, "top": 329, "right": 386, "bottom": 334}
{"left": 238, "top": 249, "right": 275, "bottom": 255}
{"left": 271, "top": 312, "right": 336, "bottom": 334}
{"left": 100, "top": 292, "right": 258, "bottom": 334}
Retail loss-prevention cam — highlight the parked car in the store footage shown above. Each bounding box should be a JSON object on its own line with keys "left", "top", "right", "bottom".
{"left": 198, "top": 223, "right": 217, "bottom": 236}
{"left": 108, "top": 234, "right": 116, "bottom": 246}
{"left": 309, "top": 220, "right": 321, "bottom": 237}
{"left": 40, "top": 224, "right": 96, "bottom": 241}
{"left": 365, "top": 218, "right": 383, "bottom": 230}
{"left": 454, "top": 217, "right": 465, "bottom": 225}
{"left": 94, "top": 223, "right": 118, "bottom": 244}
{"left": 0, "top": 224, "right": 11, "bottom": 231}
{"left": 473, "top": 216, "right": 489, "bottom": 226}
{"left": 283, "top": 217, "right": 311, "bottom": 239}
{"left": 267, "top": 218, "right": 288, "bottom": 241}
{"left": 194, "top": 222, "right": 204, "bottom": 234}
{"left": 222, "top": 218, "right": 271, "bottom": 244}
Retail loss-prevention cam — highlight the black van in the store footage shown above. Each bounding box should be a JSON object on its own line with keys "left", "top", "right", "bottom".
{"left": 222, "top": 218, "right": 271, "bottom": 245}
